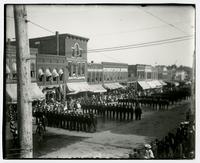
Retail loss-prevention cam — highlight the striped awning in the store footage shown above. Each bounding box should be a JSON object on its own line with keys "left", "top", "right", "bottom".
{"left": 45, "top": 69, "right": 52, "bottom": 77}
{"left": 6, "top": 83, "right": 45, "bottom": 103}
{"left": 52, "top": 69, "right": 59, "bottom": 77}
{"left": 103, "top": 83, "right": 124, "bottom": 90}
{"left": 88, "top": 84, "right": 107, "bottom": 93}
{"left": 58, "top": 69, "right": 64, "bottom": 75}
{"left": 38, "top": 68, "right": 44, "bottom": 76}
{"left": 67, "top": 82, "right": 89, "bottom": 93}
{"left": 137, "top": 81, "right": 151, "bottom": 90}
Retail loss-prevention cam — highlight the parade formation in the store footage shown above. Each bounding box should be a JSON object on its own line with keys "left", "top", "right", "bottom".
{"left": 5, "top": 4, "right": 195, "bottom": 159}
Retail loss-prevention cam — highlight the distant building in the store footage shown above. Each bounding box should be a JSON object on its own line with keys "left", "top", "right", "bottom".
{"left": 144, "top": 65, "right": 152, "bottom": 80}
{"left": 156, "top": 65, "right": 168, "bottom": 80}
{"left": 128, "top": 64, "right": 158, "bottom": 81}
{"left": 175, "top": 70, "right": 188, "bottom": 81}
{"left": 102, "top": 62, "right": 128, "bottom": 84}
{"left": 87, "top": 62, "right": 103, "bottom": 84}
{"left": 128, "top": 64, "right": 146, "bottom": 81}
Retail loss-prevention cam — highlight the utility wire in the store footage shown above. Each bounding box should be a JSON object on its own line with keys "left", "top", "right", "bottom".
{"left": 87, "top": 35, "right": 193, "bottom": 52}
{"left": 87, "top": 37, "right": 192, "bottom": 53}
{"left": 6, "top": 16, "right": 55, "bottom": 34}
{"left": 138, "top": 7, "right": 189, "bottom": 35}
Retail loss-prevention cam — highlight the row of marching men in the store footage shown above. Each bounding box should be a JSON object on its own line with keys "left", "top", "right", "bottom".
{"left": 33, "top": 109, "right": 97, "bottom": 133}
{"left": 118, "top": 98, "right": 170, "bottom": 110}
{"left": 118, "top": 87, "right": 191, "bottom": 110}
{"left": 81, "top": 103, "right": 141, "bottom": 121}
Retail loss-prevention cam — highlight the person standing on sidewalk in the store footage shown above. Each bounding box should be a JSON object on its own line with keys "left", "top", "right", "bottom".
{"left": 144, "top": 144, "right": 155, "bottom": 159}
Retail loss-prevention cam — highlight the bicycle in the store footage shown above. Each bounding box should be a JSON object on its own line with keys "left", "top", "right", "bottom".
{"left": 35, "top": 120, "right": 45, "bottom": 143}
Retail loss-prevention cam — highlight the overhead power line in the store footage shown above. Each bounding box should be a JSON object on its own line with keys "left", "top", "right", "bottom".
{"left": 87, "top": 35, "right": 193, "bottom": 53}
{"left": 138, "top": 7, "right": 189, "bottom": 35}
{"left": 6, "top": 16, "right": 55, "bottom": 34}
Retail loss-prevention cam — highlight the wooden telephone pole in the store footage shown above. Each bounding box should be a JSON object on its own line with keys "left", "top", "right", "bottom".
{"left": 14, "top": 5, "right": 33, "bottom": 158}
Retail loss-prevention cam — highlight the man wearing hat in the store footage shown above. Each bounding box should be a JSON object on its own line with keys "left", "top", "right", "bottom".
{"left": 144, "top": 144, "right": 155, "bottom": 159}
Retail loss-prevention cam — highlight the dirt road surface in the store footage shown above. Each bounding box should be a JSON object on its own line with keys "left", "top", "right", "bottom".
{"left": 33, "top": 100, "right": 191, "bottom": 158}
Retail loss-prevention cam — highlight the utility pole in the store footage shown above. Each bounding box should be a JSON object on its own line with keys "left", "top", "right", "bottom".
{"left": 14, "top": 5, "right": 33, "bottom": 158}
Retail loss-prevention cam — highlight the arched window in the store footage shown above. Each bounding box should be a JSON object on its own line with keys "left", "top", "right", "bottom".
{"left": 76, "top": 44, "right": 79, "bottom": 56}
{"left": 58, "top": 69, "right": 64, "bottom": 81}
{"left": 12, "top": 62, "right": 17, "bottom": 79}
{"left": 45, "top": 68, "right": 52, "bottom": 81}
{"left": 82, "top": 63, "right": 85, "bottom": 75}
{"left": 38, "top": 68, "right": 44, "bottom": 82}
{"left": 52, "top": 68, "right": 59, "bottom": 81}
{"left": 78, "top": 63, "right": 81, "bottom": 76}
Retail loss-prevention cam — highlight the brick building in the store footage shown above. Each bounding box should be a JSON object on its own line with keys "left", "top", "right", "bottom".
{"left": 5, "top": 44, "right": 44, "bottom": 103}
{"left": 29, "top": 32, "right": 89, "bottom": 96}
{"left": 87, "top": 62, "right": 103, "bottom": 84}
{"left": 86, "top": 62, "right": 106, "bottom": 93}
{"left": 102, "top": 62, "right": 128, "bottom": 90}
{"left": 128, "top": 64, "right": 146, "bottom": 81}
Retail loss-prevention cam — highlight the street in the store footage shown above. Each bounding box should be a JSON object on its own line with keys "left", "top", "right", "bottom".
{"left": 33, "top": 100, "right": 190, "bottom": 158}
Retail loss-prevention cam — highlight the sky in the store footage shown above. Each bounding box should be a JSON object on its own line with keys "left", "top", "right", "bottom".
{"left": 6, "top": 5, "right": 195, "bottom": 67}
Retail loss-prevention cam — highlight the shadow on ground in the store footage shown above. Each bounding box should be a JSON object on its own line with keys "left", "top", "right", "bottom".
{"left": 108, "top": 102, "right": 190, "bottom": 138}
{"left": 33, "top": 133, "right": 88, "bottom": 158}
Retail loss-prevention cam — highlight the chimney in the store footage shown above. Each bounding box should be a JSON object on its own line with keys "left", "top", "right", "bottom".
{"left": 56, "top": 31, "right": 59, "bottom": 55}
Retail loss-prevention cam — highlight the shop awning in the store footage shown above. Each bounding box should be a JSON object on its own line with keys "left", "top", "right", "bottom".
{"left": 146, "top": 81, "right": 157, "bottom": 89}
{"left": 103, "top": 83, "right": 124, "bottom": 90}
{"left": 52, "top": 69, "right": 59, "bottom": 77}
{"left": 88, "top": 84, "right": 107, "bottom": 93}
{"left": 159, "top": 80, "right": 167, "bottom": 86}
{"left": 67, "top": 82, "right": 90, "bottom": 93}
{"left": 38, "top": 68, "right": 44, "bottom": 76}
{"left": 137, "top": 81, "right": 151, "bottom": 90}
{"left": 153, "top": 80, "right": 163, "bottom": 88}
{"left": 58, "top": 69, "right": 64, "bottom": 75}
{"left": 45, "top": 69, "right": 52, "bottom": 77}
{"left": 6, "top": 83, "right": 45, "bottom": 103}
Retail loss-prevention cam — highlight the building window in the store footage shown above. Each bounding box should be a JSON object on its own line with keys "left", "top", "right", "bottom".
{"left": 12, "top": 62, "right": 17, "bottom": 80}
{"left": 79, "top": 49, "right": 82, "bottom": 57}
{"left": 12, "top": 73, "right": 17, "bottom": 80}
{"left": 58, "top": 69, "right": 64, "bottom": 81}
{"left": 73, "top": 63, "right": 76, "bottom": 76}
{"left": 72, "top": 48, "right": 75, "bottom": 57}
{"left": 82, "top": 63, "right": 85, "bottom": 75}
{"left": 38, "top": 68, "right": 44, "bottom": 82}
{"left": 68, "top": 62, "right": 72, "bottom": 77}
{"left": 46, "top": 76, "right": 51, "bottom": 82}
{"left": 31, "top": 63, "right": 35, "bottom": 78}
{"left": 60, "top": 74, "right": 63, "bottom": 81}
{"left": 78, "top": 63, "right": 81, "bottom": 76}
{"left": 76, "top": 44, "right": 79, "bottom": 56}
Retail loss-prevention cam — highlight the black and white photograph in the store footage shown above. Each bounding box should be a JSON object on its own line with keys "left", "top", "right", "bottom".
{"left": 2, "top": 2, "right": 197, "bottom": 159}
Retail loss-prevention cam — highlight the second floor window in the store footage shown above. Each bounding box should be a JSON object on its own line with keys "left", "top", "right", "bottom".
{"left": 31, "top": 63, "right": 35, "bottom": 78}
{"left": 72, "top": 48, "right": 75, "bottom": 57}
{"left": 82, "top": 63, "right": 85, "bottom": 75}
{"left": 78, "top": 63, "right": 81, "bottom": 76}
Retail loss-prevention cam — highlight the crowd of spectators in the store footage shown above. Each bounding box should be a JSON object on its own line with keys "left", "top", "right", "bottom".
{"left": 129, "top": 112, "right": 195, "bottom": 159}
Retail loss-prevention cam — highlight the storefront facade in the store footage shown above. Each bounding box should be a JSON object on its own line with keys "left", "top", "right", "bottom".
{"left": 29, "top": 32, "right": 89, "bottom": 96}
{"left": 5, "top": 44, "right": 44, "bottom": 103}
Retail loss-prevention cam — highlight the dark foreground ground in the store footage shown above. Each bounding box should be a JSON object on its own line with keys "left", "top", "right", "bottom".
{"left": 5, "top": 100, "right": 192, "bottom": 158}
